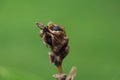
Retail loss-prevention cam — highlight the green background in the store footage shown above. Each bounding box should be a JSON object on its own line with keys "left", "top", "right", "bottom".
{"left": 0, "top": 0, "right": 120, "bottom": 80}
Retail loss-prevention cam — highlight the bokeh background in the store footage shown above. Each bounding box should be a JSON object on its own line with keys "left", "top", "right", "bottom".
{"left": 0, "top": 0, "right": 120, "bottom": 80}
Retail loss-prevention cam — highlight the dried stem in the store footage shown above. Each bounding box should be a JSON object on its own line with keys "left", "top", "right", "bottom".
{"left": 53, "top": 66, "right": 77, "bottom": 80}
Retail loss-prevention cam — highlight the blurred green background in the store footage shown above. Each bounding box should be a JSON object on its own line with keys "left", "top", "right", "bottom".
{"left": 0, "top": 0, "right": 120, "bottom": 80}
